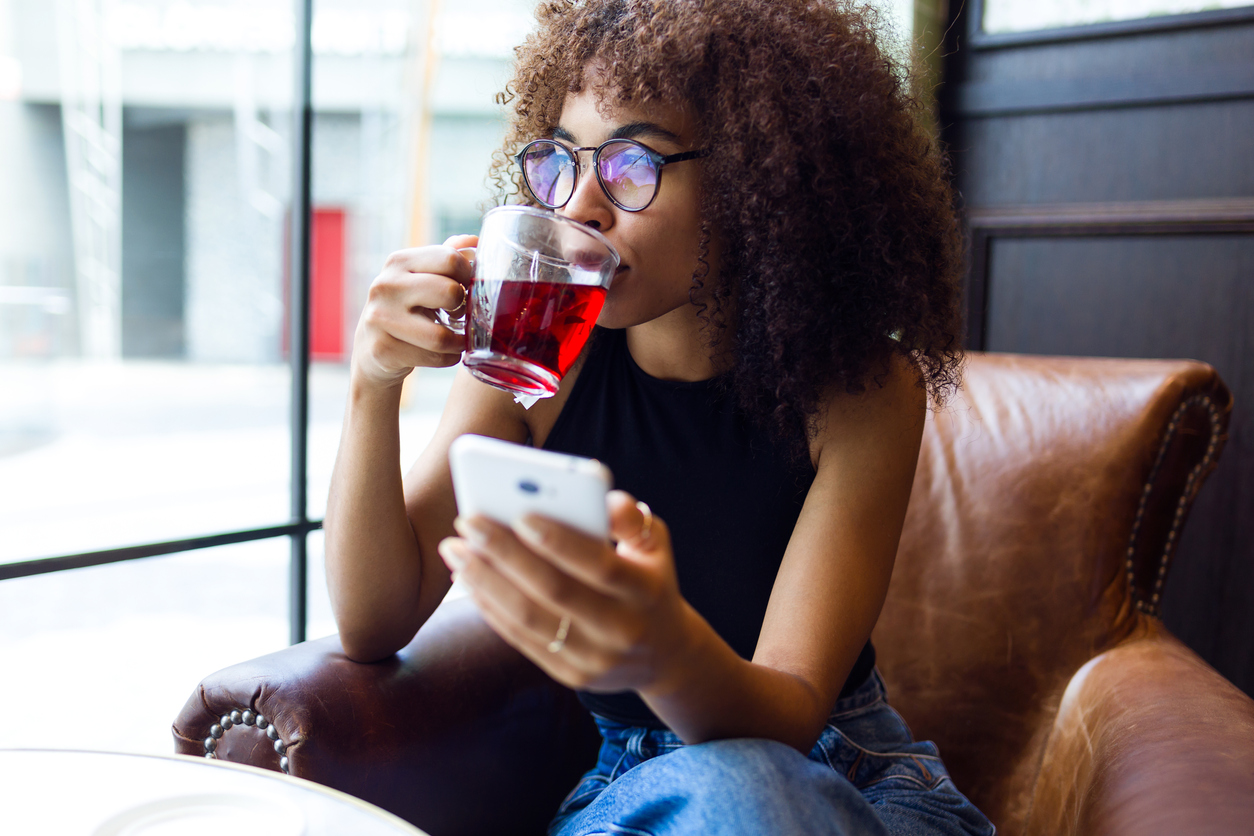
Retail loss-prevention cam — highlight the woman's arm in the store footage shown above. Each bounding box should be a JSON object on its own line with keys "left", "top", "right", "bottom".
{"left": 326, "top": 369, "right": 527, "bottom": 662}
{"left": 643, "top": 355, "right": 926, "bottom": 750}
{"left": 324, "top": 239, "right": 527, "bottom": 662}
{"left": 439, "top": 354, "right": 925, "bottom": 752}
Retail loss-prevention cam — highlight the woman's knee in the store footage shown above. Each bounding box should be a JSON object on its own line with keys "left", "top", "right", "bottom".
{"left": 638, "top": 738, "right": 887, "bottom": 834}
{"left": 666, "top": 738, "right": 840, "bottom": 798}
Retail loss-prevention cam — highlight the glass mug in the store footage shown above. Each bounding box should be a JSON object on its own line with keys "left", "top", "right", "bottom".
{"left": 440, "top": 206, "right": 620, "bottom": 399}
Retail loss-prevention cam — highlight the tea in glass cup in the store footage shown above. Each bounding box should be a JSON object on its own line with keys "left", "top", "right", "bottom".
{"left": 461, "top": 206, "right": 620, "bottom": 398}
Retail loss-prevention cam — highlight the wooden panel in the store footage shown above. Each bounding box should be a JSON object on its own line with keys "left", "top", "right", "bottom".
{"left": 965, "top": 199, "right": 1254, "bottom": 351}
{"left": 955, "top": 103, "right": 1254, "bottom": 206}
{"left": 985, "top": 235, "right": 1252, "bottom": 359}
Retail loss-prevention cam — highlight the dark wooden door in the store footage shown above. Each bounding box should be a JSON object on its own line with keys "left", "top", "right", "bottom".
{"left": 939, "top": 3, "right": 1254, "bottom": 695}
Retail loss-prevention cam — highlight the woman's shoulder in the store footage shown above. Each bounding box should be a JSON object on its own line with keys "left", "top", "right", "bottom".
{"left": 808, "top": 353, "right": 928, "bottom": 470}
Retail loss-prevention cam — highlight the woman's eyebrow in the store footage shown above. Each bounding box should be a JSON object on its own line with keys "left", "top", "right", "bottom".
{"left": 549, "top": 122, "right": 681, "bottom": 145}
{"left": 611, "top": 121, "right": 681, "bottom": 143}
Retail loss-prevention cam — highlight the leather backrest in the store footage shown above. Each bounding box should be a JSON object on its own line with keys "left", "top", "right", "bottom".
{"left": 872, "top": 352, "right": 1229, "bottom": 834}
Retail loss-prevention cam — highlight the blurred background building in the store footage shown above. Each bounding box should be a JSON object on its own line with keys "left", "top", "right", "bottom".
{"left": 0, "top": 0, "right": 527, "bottom": 369}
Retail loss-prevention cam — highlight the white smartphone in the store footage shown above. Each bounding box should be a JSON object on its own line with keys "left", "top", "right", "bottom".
{"left": 448, "top": 434, "right": 612, "bottom": 539}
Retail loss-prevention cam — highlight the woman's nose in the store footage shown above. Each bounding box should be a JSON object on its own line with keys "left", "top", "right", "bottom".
{"left": 559, "top": 163, "right": 614, "bottom": 231}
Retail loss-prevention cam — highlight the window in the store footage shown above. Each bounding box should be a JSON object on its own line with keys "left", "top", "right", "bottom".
{"left": 983, "top": 0, "right": 1254, "bottom": 34}
{"left": 0, "top": 0, "right": 527, "bottom": 755}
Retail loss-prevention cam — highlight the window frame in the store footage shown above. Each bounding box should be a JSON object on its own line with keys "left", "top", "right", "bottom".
{"left": 971, "top": 0, "right": 1254, "bottom": 49}
{"left": 0, "top": 0, "right": 319, "bottom": 647}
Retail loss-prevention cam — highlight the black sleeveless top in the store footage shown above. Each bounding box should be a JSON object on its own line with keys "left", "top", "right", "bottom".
{"left": 542, "top": 327, "right": 875, "bottom": 728}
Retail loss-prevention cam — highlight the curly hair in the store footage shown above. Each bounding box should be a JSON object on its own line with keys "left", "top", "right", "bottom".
{"left": 489, "top": 0, "right": 965, "bottom": 458}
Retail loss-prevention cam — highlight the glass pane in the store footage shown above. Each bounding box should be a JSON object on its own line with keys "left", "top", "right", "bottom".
{"left": 305, "top": 366, "right": 463, "bottom": 643}
{"left": 0, "top": 0, "right": 297, "bottom": 563}
{"left": 305, "top": 0, "right": 538, "bottom": 520}
{"left": 984, "top": 0, "right": 1254, "bottom": 34}
{"left": 0, "top": 538, "right": 289, "bottom": 754}
{"left": 306, "top": 529, "right": 336, "bottom": 640}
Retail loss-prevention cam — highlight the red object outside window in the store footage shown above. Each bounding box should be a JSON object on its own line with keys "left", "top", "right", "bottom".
{"left": 311, "top": 208, "right": 345, "bottom": 360}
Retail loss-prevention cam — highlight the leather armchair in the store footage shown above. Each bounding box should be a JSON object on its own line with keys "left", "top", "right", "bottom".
{"left": 173, "top": 352, "right": 1254, "bottom": 836}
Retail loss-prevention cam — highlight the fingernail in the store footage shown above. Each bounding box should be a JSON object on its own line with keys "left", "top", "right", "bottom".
{"left": 453, "top": 515, "right": 488, "bottom": 546}
{"left": 512, "top": 515, "right": 544, "bottom": 545}
{"left": 438, "top": 537, "right": 466, "bottom": 572}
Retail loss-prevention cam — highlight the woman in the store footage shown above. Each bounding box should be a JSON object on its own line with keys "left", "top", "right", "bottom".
{"left": 325, "top": 0, "right": 991, "bottom": 834}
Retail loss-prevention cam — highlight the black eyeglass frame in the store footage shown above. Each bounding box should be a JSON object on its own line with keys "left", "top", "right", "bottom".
{"left": 514, "top": 137, "right": 710, "bottom": 213}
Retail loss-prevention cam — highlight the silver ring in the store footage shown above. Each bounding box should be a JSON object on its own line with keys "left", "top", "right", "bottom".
{"left": 548, "top": 614, "right": 571, "bottom": 653}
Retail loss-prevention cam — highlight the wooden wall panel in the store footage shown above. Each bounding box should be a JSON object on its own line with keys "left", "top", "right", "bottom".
{"left": 957, "top": 105, "right": 1254, "bottom": 206}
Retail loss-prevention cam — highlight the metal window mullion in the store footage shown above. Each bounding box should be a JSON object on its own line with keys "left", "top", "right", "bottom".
{"left": 288, "top": 0, "right": 315, "bottom": 647}
{"left": 0, "top": 522, "right": 323, "bottom": 582}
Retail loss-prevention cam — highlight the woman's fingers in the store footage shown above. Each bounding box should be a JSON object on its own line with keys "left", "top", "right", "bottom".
{"left": 371, "top": 298, "right": 464, "bottom": 353}
{"left": 442, "top": 233, "right": 478, "bottom": 252}
{"left": 460, "top": 567, "right": 592, "bottom": 687}
{"left": 438, "top": 534, "right": 620, "bottom": 688}
{"left": 504, "top": 491, "right": 673, "bottom": 606}
{"left": 439, "top": 499, "right": 683, "bottom": 694}
{"left": 377, "top": 246, "right": 473, "bottom": 312}
{"left": 355, "top": 311, "right": 462, "bottom": 377}
{"left": 607, "top": 490, "right": 665, "bottom": 556}
{"left": 440, "top": 534, "right": 564, "bottom": 648}
{"left": 508, "top": 516, "right": 656, "bottom": 608}
{"left": 380, "top": 328, "right": 463, "bottom": 370}
{"left": 449, "top": 515, "right": 628, "bottom": 645}
{"left": 353, "top": 244, "right": 475, "bottom": 382}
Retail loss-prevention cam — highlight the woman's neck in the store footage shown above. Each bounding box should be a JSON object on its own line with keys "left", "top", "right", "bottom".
{"left": 625, "top": 304, "right": 733, "bottom": 383}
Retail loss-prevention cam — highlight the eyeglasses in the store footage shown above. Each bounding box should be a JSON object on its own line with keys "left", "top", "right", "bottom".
{"left": 515, "top": 138, "right": 709, "bottom": 213}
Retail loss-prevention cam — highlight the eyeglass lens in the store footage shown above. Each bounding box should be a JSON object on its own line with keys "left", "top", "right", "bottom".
{"left": 598, "top": 141, "right": 658, "bottom": 208}
{"left": 520, "top": 142, "right": 576, "bottom": 207}
{"left": 520, "top": 140, "right": 660, "bottom": 210}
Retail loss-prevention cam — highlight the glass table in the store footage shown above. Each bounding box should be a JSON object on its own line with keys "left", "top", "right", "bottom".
{"left": 0, "top": 749, "right": 428, "bottom": 835}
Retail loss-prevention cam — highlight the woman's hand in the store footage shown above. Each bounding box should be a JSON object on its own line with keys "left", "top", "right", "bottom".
{"left": 437, "top": 490, "right": 690, "bottom": 693}
{"left": 350, "top": 235, "right": 477, "bottom": 389}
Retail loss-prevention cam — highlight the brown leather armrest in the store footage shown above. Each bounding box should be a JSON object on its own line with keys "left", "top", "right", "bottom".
{"left": 1028, "top": 624, "right": 1254, "bottom": 836}
{"left": 173, "top": 595, "right": 600, "bottom": 836}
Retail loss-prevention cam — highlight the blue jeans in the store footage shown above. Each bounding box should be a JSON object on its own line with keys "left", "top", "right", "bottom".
{"left": 548, "top": 670, "right": 994, "bottom": 836}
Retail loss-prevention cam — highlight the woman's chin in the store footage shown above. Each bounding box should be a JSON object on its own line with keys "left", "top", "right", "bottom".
{"left": 597, "top": 301, "right": 663, "bottom": 331}
{"left": 595, "top": 294, "right": 641, "bottom": 330}
{"left": 595, "top": 306, "right": 629, "bottom": 330}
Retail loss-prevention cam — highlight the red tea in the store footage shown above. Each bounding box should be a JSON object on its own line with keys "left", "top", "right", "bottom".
{"left": 464, "top": 279, "right": 608, "bottom": 396}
